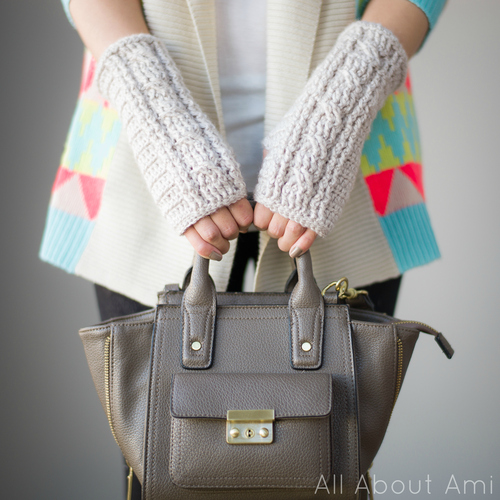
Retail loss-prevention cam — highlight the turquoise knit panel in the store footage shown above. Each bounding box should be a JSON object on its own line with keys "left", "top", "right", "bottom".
{"left": 39, "top": 207, "right": 95, "bottom": 273}
{"left": 378, "top": 203, "right": 440, "bottom": 274}
{"left": 60, "top": 0, "right": 76, "bottom": 28}
{"left": 357, "top": 0, "right": 446, "bottom": 30}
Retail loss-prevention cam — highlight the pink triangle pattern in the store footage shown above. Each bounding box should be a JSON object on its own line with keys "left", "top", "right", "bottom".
{"left": 80, "top": 52, "right": 96, "bottom": 96}
{"left": 50, "top": 175, "right": 89, "bottom": 219}
{"left": 384, "top": 169, "right": 425, "bottom": 215}
{"left": 400, "top": 162, "right": 425, "bottom": 198}
{"left": 365, "top": 162, "right": 425, "bottom": 216}
{"left": 52, "top": 167, "right": 76, "bottom": 193}
{"left": 50, "top": 167, "right": 105, "bottom": 221}
{"left": 79, "top": 175, "right": 105, "bottom": 220}
{"left": 364, "top": 169, "right": 394, "bottom": 215}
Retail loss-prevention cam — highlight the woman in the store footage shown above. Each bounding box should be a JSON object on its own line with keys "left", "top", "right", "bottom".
{"left": 41, "top": 0, "right": 445, "bottom": 497}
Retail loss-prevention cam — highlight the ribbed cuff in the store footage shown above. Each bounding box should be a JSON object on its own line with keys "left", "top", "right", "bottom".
{"left": 356, "top": 0, "right": 446, "bottom": 51}
{"left": 60, "top": 0, "right": 76, "bottom": 29}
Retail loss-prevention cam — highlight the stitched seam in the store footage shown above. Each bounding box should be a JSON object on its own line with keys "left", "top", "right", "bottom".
{"left": 339, "top": 308, "right": 350, "bottom": 485}
{"left": 313, "top": 305, "right": 321, "bottom": 367}
{"left": 175, "top": 476, "right": 319, "bottom": 480}
{"left": 220, "top": 305, "right": 291, "bottom": 309}
{"left": 391, "top": 324, "right": 398, "bottom": 407}
{"left": 146, "top": 308, "right": 167, "bottom": 497}
{"left": 183, "top": 304, "right": 213, "bottom": 365}
{"left": 81, "top": 327, "right": 111, "bottom": 333}
{"left": 326, "top": 416, "right": 332, "bottom": 480}
{"left": 109, "top": 333, "right": 118, "bottom": 450}
{"left": 217, "top": 316, "right": 286, "bottom": 320}
{"left": 171, "top": 412, "right": 330, "bottom": 418}
{"left": 340, "top": 307, "right": 353, "bottom": 492}
{"left": 349, "top": 322, "right": 397, "bottom": 331}
{"left": 319, "top": 415, "right": 322, "bottom": 478}
{"left": 171, "top": 484, "right": 314, "bottom": 488}
{"left": 344, "top": 307, "right": 359, "bottom": 493}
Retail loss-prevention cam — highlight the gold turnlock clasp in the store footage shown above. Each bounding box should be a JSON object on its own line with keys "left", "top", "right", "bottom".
{"left": 321, "top": 277, "right": 368, "bottom": 300}
{"left": 226, "top": 409, "right": 275, "bottom": 445}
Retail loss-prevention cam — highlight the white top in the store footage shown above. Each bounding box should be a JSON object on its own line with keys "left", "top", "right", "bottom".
{"left": 215, "top": 0, "right": 267, "bottom": 192}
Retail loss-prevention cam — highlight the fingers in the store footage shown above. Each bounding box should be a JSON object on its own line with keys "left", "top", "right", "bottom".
{"left": 267, "top": 213, "right": 289, "bottom": 239}
{"left": 193, "top": 217, "right": 231, "bottom": 254}
{"left": 210, "top": 207, "right": 240, "bottom": 240}
{"left": 184, "top": 198, "right": 254, "bottom": 260}
{"left": 186, "top": 200, "right": 317, "bottom": 261}
{"left": 287, "top": 229, "right": 317, "bottom": 258}
{"left": 253, "top": 203, "right": 274, "bottom": 231}
{"left": 227, "top": 198, "right": 254, "bottom": 232}
{"left": 277, "top": 220, "right": 306, "bottom": 252}
{"left": 184, "top": 226, "right": 223, "bottom": 261}
{"left": 255, "top": 202, "right": 317, "bottom": 256}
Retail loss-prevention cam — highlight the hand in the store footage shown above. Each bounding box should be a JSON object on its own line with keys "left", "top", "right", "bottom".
{"left": 253, "top": 202, "right": 317, "bottom": 258}
{"left": 255, "top": 150, "right": 317, "bottom": 257}
{"left": 184, "top": 198, "right": 253, "bottom": 260}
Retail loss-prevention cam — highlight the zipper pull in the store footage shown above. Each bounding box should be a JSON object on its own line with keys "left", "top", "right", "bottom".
{"left": 433, "top": 332, "right": 454, "bottom": 359}
{"left": 126, "top": 463, "right": 134, "bottom": 500}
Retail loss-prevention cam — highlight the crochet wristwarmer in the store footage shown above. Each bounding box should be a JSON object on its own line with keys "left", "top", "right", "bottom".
{"left": 96, "top": 34, "right": 247, "bottom": 235}
{"left": 254, "top": 21, "right": 408, "bottom": 237}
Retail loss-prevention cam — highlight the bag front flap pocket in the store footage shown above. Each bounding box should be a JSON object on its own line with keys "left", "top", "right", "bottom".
{"left": 169, "top": 373, "right": 332, "bottom": 489}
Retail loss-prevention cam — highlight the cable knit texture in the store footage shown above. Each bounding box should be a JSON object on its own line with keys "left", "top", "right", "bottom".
{"left": 254, "top": 21, "right": 408, "bottom": 237}
{"left": 96, "top": 34, "right": 247, "bottom": 235}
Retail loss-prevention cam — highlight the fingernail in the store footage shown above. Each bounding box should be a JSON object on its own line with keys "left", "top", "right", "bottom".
{"left": 289, "top": 246, "right": 303, "bottom": 259}
{"left": 209, "top": 251, "right": 222, "bottom": 261}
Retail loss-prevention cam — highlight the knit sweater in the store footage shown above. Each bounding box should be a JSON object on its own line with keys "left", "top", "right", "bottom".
{"left": 40, "top": 0, "right": 443, "bottom": 305}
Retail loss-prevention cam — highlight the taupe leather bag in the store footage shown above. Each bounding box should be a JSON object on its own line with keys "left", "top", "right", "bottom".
{"left": 79, "top": 252, "right": 453, "bottom": 499}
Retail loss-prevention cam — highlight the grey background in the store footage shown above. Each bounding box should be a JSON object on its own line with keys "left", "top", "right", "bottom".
{"left": 1, "top": 0, "right": 498, "bottom": 498}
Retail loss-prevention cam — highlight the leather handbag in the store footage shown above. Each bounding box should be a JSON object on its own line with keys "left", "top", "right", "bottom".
{"left": 79, "top": 252, "right": 453, "bottom": 499}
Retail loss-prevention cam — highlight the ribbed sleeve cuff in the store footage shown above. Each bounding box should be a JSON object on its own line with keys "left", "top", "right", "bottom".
{"left": 357, "top": 0, "right": 446, "bottom": 30}
{"left": 407, "top": 0, "right": 447, "bottom": 30}
{"left": 60, "top": 0, "right": 76, "bottom": 29}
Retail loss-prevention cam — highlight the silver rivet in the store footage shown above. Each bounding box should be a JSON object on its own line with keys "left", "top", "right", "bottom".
{"left": 301, "top": 341, "right": 312, "bottom": 352}
{"left": 230, "top": 428, "right": 239, "bottom": 438}
{"left": 191, "top": 341, "right": 202, "bottom": 351}
{"left": 259, "top": 427, "right": 269, "bottom": 438}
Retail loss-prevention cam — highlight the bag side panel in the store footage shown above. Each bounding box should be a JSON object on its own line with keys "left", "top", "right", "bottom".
{"left": 351, "top": 322, "right": 397, "bottom": 474}
{"left": 110, "top": 321, "right": 155, "bottom": 483}
{"left": 79, "top": 325, "right": 112, "bottom": 413}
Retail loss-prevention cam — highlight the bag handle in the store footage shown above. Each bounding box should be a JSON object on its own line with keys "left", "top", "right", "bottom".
{"left": 288, "top": 251, "right": 325, "bottom": 369}
{"left": 181, "top": 255, "right": 217, "bottom": 369}
{"left": 180, "top": 251, "right": 324, "bottom": 370}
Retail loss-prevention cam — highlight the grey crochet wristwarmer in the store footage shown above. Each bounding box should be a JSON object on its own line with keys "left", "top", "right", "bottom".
{"left": 254, "top": 21, "right": 408, "bottom": 237}
{"left": 96, "top": 34, "right": 247, "bottom": 235}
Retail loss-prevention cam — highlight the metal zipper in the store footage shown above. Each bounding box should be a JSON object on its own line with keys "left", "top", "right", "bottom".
{"left": 394, "top": 337, "right": 404, "bottom": 404}
{"left": 105, "top": 336, "right": 134, "bottom": 499}
{"left": 126, "top": 463, "right": 134, "bottom": 500}
{"left": 392, "top": 320, "right": 439, "bottom": 335}
{"left": 104, "top": 336, "right": 119, "bottom": 445}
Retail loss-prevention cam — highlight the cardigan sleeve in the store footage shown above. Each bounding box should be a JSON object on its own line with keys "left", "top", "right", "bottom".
{"left": 60, "top": 0, "right": 76, "bottom": 29}
{"left": 357, "top": 0, "right": 446, "bottom": 32}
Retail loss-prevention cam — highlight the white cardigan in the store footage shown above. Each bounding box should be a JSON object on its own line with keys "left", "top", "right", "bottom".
{"left": 41, "top": 0, "right": 439, "bottom": 305}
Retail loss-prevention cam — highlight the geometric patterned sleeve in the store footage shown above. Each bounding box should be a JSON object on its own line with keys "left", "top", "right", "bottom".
{"left": 356, "top": 0, "right": 447, "bottom": 31}
{"left": 60, "top": 0, "right": 76, "bottom": 29}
